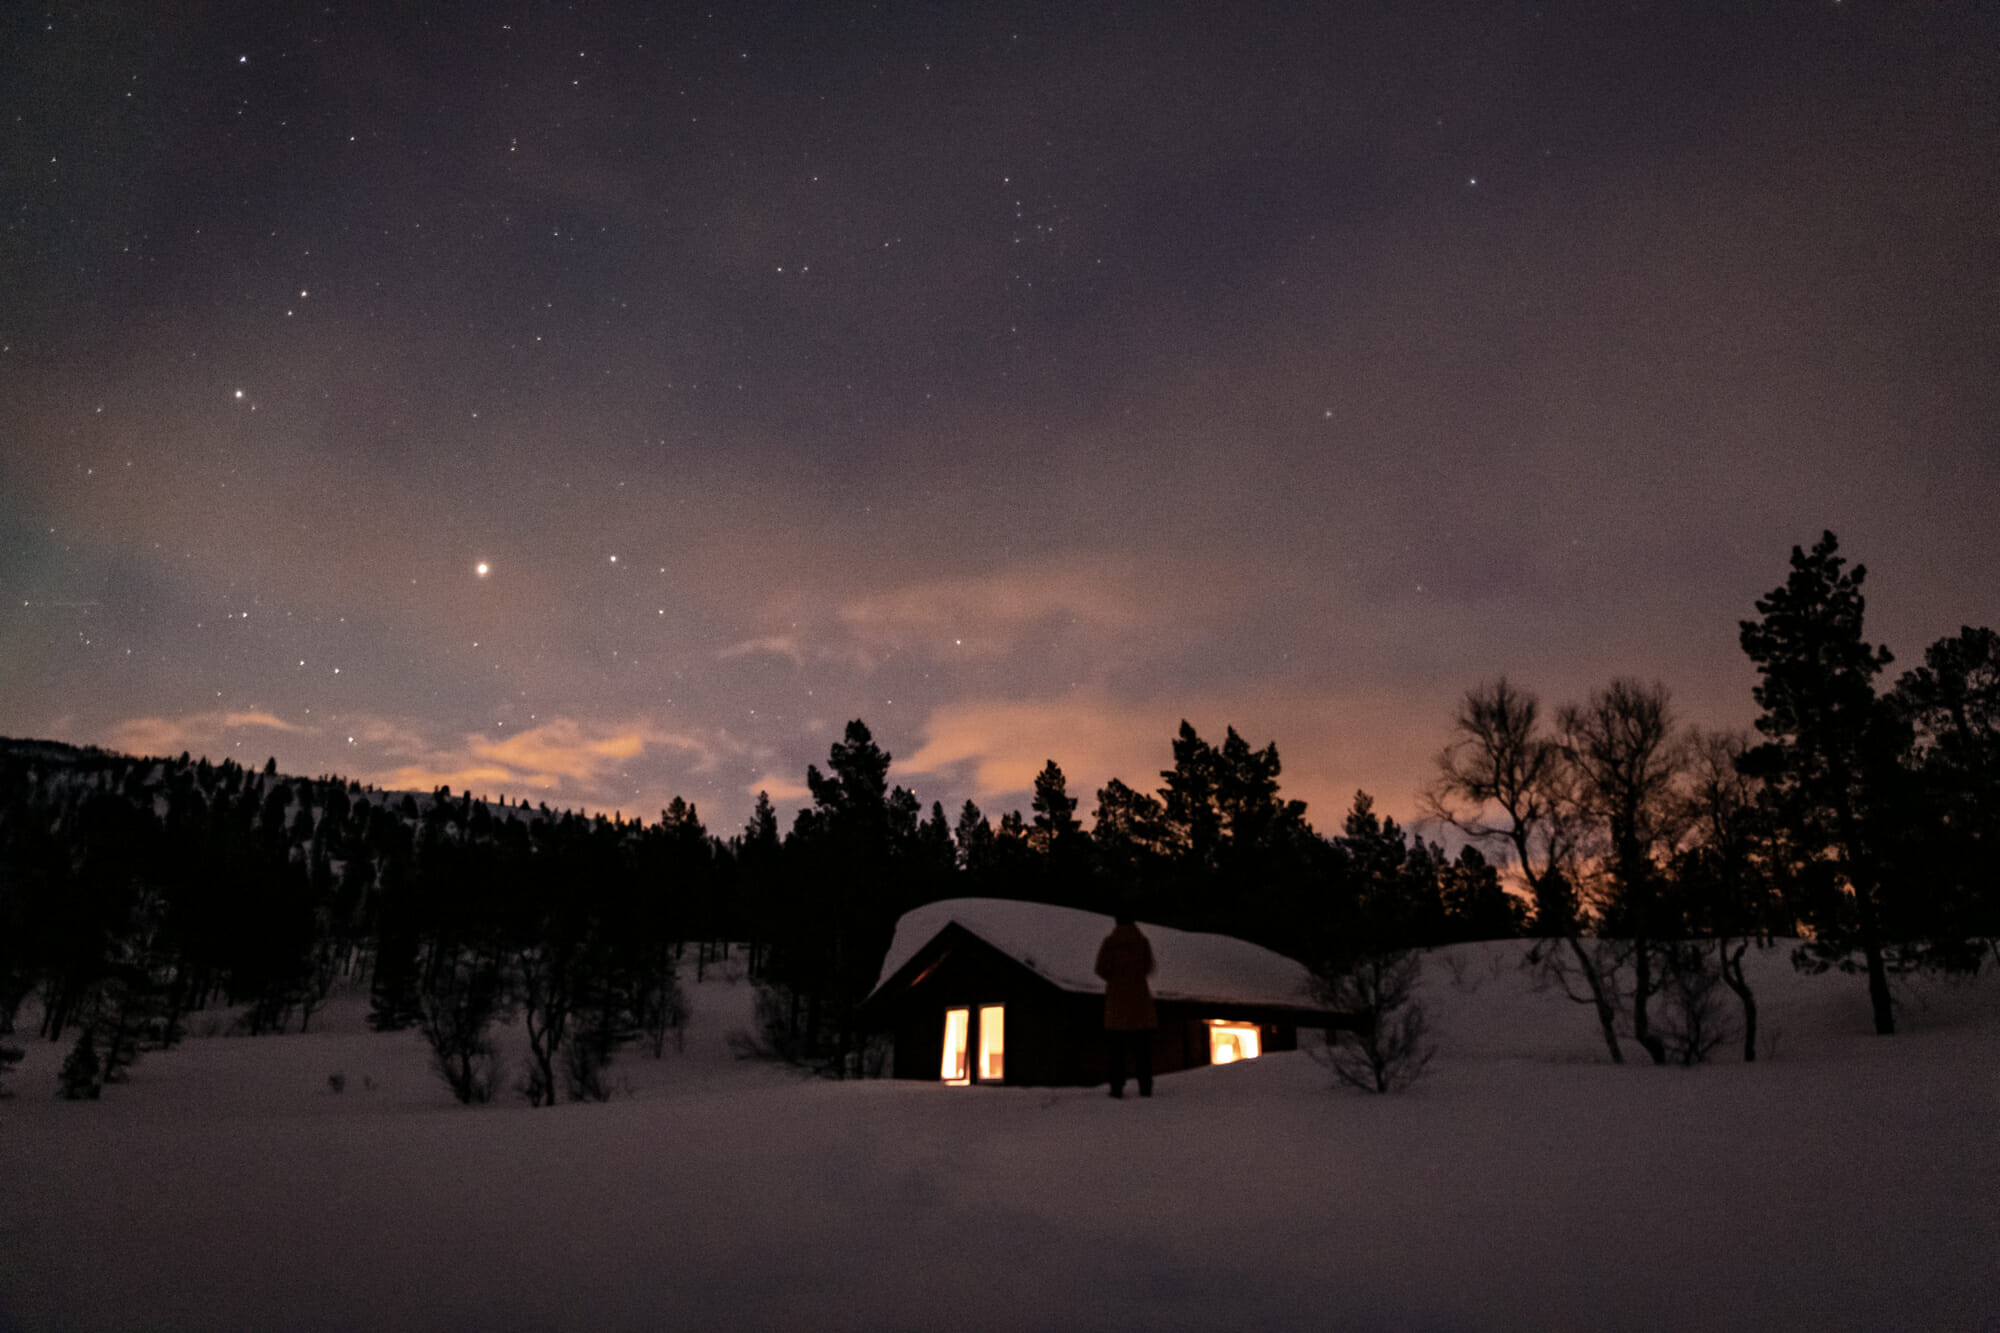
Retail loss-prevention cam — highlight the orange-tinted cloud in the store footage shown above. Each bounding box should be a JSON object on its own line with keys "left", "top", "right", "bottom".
{"left": 900, "top": 693, "right": 1171, "bottom": 806}
{"left": 747, "top": 772, "right": 812, "bottom": 802}
{"left": 108, "top": 709, "right": 308, "bottom": 757}
{"left": 345, "top": 715, "right": 738, "bottom": 811}
{"left": 469, "top": 720, "right": 655, "bottom": 782}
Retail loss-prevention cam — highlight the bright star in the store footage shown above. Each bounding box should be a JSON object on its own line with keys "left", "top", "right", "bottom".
{"left": 475, "top": 561, "right": 490, "bottom": 577}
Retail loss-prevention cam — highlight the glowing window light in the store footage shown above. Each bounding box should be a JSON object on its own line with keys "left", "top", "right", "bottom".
{"left": 1208, "top": 1020, "right": 1263, "bottom": 1065}
{"left": 977, "top": 1005, "right": 1005, "bottom": 1082}
{"left": 941, "top": 1008, "right": 970, "bottom": 1084}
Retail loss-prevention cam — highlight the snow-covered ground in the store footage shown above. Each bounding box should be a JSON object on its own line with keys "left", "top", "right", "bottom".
{"left": 1, "top": 943, "right": 1995, "bottom": 1331}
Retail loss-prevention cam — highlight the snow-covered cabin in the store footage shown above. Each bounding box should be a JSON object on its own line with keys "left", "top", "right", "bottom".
{"left": 859, "top": 898, "right": 1358, "bottom": 1086}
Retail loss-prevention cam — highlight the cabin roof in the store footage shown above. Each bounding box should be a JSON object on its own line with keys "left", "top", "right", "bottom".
{"left": 870, "top": 897, "right": 1324, "bottom": 1010}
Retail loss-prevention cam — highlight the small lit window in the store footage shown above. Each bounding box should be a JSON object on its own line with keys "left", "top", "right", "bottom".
{"left": 941, "top": 1008, "right": 970, "bottom": 1084}
{"left": 1208, "top": 1020, "right": 1262, "bottom": 1064}
{"left": 977, "top": 1005, "right": 1005, "bottom": 1082}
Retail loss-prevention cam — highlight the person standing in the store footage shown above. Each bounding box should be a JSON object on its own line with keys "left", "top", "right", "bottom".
{"left": 1094, "top": 913, "right": 1157, "bottom": 1098}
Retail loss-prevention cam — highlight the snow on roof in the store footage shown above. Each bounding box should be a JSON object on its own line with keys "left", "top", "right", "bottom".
{"left": 872, "top": 897, "right": 1323, "bottom": 1010}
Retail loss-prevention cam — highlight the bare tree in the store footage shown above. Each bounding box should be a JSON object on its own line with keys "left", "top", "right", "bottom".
{"left": 1429, "top": 680, "right": 1625, "bottom": 1063}
{"left": 638, "top": 971, "right": 688, "bottom": 1057}
{"left": 1559, "top": 679, "right": 1692, "bottom": 1066}
{"left": 563, "top": 997, "right": 626, "bottom": 1101}
{"left": 515, "top": 944, "right": 573, "bottom": 1107}
{"left": 1675, "top": 728, "right": 1782, "bottom": 1061}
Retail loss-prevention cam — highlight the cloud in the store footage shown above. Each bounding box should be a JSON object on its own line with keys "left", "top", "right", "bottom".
{"left": 836, "top": 566, "right": 1147, "bottom": 661}
{"left": 469, "top": 720, "right": 659, "bottom": 783}
{"left": 346, "top": 716, "right": 738, "bottom": 812}
{"left": 900, "top": 693, "right": 1170, "bottom": 806}
{"left": 718, "top": 635, "right": 805, "bottom": 666}
{"left": 724, "top": 562, "right": 1196, "bottom": 684}
{"left": 108, "top": 709, "right": 308, "bottom": 757}
{"left": 747, "top": 772, "right": 812, "bottom": 803}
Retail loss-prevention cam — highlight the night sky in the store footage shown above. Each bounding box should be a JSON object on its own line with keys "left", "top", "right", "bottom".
{"left": 4, "top": 3, "right": 1997, "bottom": 832}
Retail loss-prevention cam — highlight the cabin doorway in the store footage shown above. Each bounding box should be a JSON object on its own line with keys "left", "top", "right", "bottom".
{"left": 941, "top": 1005, "right": 1005, "bottom": 1084}
{"left": 1206, "top": 1019, "right": 1262, "bottom": 1064}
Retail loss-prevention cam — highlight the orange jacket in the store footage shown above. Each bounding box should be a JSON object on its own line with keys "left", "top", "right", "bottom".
{"left": 1094, "top": 922, "right": 1158, "bottom": 1031}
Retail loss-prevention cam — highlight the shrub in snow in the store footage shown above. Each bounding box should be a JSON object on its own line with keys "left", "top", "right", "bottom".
{"left": 58, "top": 1031, "right": 102, "bottom": 1100}
{"left": 417, "top": 957, "right": 505, "bottom": 1105}
{"left": 1312, "top": 949, "right": 1434, "bottom": 1094}
{"left": 850, "top": 1033, "right": 891, "bottom": 1079}
{"left": 560, "top": 1038, "right": 609, "bottom": 1102}
{"left": 639, "top": 975, "right": 689, "bottom": 1057}
{"left": 563, "top": 991, "right": 639, "bottom": 1102}
{"left": 326, "top": 1072, "right": 346, "bottom": 1094}
{"left": 743, "top": 982, "right": 816, "bottom": 1068}
{"left": 1655, "top": 943, "right": 1735, "bottom": 1065}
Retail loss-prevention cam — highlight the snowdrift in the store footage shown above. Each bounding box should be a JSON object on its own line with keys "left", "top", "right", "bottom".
{"left": 1, "top": 941, "right": 1994, "bottom": 1331}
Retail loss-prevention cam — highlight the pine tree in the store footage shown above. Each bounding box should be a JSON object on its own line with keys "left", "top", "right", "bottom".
{"left": 954, "top": 799, "right": 996, "bottom": 876}
{"left": 1029, "top": 760, "right": 1089, "bottom": 905}
{"left": 738, "top": 791, "right": 781, "bottom": 976}
{"left": 1030, "top": 760, "right": 1081, "bottom": 846}
{"left": 1890, "top": 626, "right": 2000, "bottom": 960}
{"left": 1438, "top": 846, "right": 1524, "bottom": 942}
{"left": 765, "top": 721, "right": 904, "bottom": 1075}
{"left": 1739, "top": 532, "right": 1913, "bottom": 1034}
{"left": 1089, "top": 779, "right": 1168, "bottom": 916}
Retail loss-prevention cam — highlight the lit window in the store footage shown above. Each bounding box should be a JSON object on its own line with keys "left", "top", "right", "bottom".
{"left": 1208, "top": 1020, "right": 1262, "bottom": 1065}
{"left": 978, "top": 1005, "right": 1005, "bottom": 1082}
{"left": 941, "top": 1008, "right": 970, "bottom": 1084}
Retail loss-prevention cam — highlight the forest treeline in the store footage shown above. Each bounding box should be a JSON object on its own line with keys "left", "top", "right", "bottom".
{"left": 0, "top": 532, "right": 1993, "bottom": 1098}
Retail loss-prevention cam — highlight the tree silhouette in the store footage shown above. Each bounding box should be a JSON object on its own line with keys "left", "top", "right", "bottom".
{"left": 1739, "top": 532, "right": 1912, "bottom": 1034}
{"left": 759, "top": 721, "right": 907, "bottom": 1075}
{"left": 1029, "top": 759, "right": 1089, "bottom": 903}
{"left": 1559, "top": 679, "right": 1689, "bottom": 1065}
{"left": 1891, "top": 626, "right": 2000, "bottom": 961}
{"left": 953, "top": 799, "right": 996, "bottom": 877}
{"left": 1430, "top": 679, "right": 1621, "bottom": 1062}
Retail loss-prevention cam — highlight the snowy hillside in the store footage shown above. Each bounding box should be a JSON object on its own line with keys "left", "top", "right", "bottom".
{"left": 2, "top": 942, "right": 1995, "bottom": 1331}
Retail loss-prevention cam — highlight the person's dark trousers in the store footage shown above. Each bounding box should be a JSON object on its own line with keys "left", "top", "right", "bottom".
{"left": 1105, "top": 1029, "right": 1154, "bottom": 1098}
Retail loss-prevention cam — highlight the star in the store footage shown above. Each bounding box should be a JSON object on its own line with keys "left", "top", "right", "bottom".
{"left": 475, "top": 562, "right": 490, "bottom": 577}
